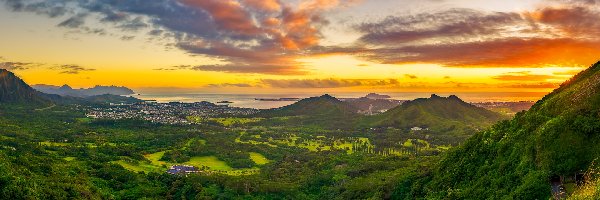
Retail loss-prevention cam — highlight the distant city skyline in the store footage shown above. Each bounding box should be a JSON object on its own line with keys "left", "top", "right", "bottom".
{"left": 0, "top": 0, "right": 597, "bottom": 93}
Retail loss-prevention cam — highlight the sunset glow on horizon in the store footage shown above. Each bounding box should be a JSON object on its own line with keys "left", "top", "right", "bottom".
{"left": 1, "top": 0, "right": 598, "bottom": 93}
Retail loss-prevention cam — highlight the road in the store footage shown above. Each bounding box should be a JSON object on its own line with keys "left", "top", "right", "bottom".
{"left": 35, "top": 104, "right": 56, "bottom": 111}
{"left": 551, "top": 181, "right": 567, "bottom": 199}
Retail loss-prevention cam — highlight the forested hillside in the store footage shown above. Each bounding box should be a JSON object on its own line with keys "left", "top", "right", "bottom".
{"left": 361, "top": 94, "right": 506, "bottom": 136}
{"left": 423, "top": 61, "right": 600, "bottom": 199}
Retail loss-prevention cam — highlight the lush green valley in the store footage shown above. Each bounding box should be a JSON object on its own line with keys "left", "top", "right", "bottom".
{"left": 0, "top": 104, "right": 440, "bottom": 199}
{"left": 3, "top": 63, "right": 600, "bottom": 199}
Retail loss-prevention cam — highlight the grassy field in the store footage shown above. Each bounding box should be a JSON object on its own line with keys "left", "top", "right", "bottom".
{"left": 40, "top": 141, "right": 116, "bottom": 148}
{"left": 144, "top": 151, "right": 167, "bottom": 166}
{"left": 184, "top": 156, "right": 260, "bottom": 175}
{"left": 120, "top": 139, "right": 261, "bottom": 176}
{"left": 402, "top": 139, "right": 430, "bottom": 148}
{"left": 181, "top": 138, "right": 206, "bottom": 150}
{"left": 63, "top": 157, "right": 76, "bottom": 161}
{"left": 249, "top": 152, "right": 269, "bottom": 165}
{"left": 120, "top": 153, "right": 261, "bottom": 175}
{"left": 212, "top": 117, "right": 263, "bottom": 126}
{"left": 235, "top": 133, "right": 278, "bottom": 147}
{"left": 187, "top": 117, "right": 263, "bottom": 126}
{"left": 40, "top": 141, "right": 70, "bottom": 146}
{"left": 184, "top": 156, "right": 233, "bottom": 171}
{"left": 240, "top": 134, "right": 373, "bottom": 153}
{"left": 112, "top": 160, "right": 164, "bottom": 173}
{"left": 235, "top": 133, "right": 376, "bottom": 153}
{"left": 75, "top": 117, "right": 92, "bottom": 123}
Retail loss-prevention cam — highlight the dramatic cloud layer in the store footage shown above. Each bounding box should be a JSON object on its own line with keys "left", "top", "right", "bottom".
{"left": 260, "top": 78, "right": 400, "bottom": 88}
{"left": 356, "top": 9, "right": 524, "bottom": 44}
{"left": 252, "top": 78, "right": 560, "bottom": 90}
{"left": 2, "top": 0, "right": 358, "bottom": 74}
{"left": 3, "top": 0, "right": 600, "bottom": 76}
{"left": 320, "top": 3, "right": 600, "bottom": 68}
{"left": 0, "top": 62, "right": 37, "bottom": 70}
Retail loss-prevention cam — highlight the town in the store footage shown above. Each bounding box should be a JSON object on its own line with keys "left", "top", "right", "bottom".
{"left": 85, "top": 101, "right": 259, "bottom": 124}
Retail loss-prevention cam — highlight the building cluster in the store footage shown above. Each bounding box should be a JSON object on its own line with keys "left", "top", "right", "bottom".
{"left": 86, "top": 101, "right": 258, "bottom": 124}
{"left": 410, "top": 127, "right": 429, "bottom": 131}
{"left": 167, "top": 165, "right": 199, "bottom": 175}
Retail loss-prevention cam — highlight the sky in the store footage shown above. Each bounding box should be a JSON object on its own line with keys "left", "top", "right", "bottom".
{"left": 1, "top": 0, "right": 599, "bottom": 94}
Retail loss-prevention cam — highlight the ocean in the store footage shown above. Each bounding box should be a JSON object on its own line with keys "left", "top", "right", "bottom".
{"left": 133, "top": 92, "right": 549, "bottom": 109}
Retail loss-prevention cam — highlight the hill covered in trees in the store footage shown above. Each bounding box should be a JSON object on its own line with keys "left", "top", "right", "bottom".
{"left": 422, "top": 61, "right": 600, "bottom": 199}
{"left": 258, "top": 94, "right": 358, "bottom": 117}
{"left": 360, "top": 94, "right": 506, "bottom": 135}
{"left": 256, "top": 94, "right": 360, "bottom": 128}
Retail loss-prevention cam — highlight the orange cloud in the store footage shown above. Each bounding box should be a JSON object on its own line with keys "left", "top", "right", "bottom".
{"left": 299, "top": 0, "right": 362, "bottom": 10}
{"left": 526, "top": 6, "right": 600, "bottom": 37}
{"left": 181, "top": 0, "right": 260, "bottom": 35}
{"left": 553, "top": 69, "right": 584, "bottom": 75}
{"left": 331, "top": 37, "right": 600, "bottom": 68}
{"left": 260, "top": 78, "right": 400, "bottom": 88}
{"left": 240, "top": 0, "right": 281, "bottom": 12}
{"left": 492, "top": 71, "right": 557, "bottom": 81}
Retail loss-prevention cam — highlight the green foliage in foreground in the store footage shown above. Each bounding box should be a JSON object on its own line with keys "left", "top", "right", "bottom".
{"left": 422, "top": 61, "right": 600, "bottom": 199}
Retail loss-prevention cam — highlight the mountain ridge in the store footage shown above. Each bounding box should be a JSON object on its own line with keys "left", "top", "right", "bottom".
{"left": 33, "top": 84, "right": 135, "bottom": 97}
{"left": 0, "top": 69, "right": 141, "bottom": 106}
{"left": 361, "top": 94, "right": 506, "bottom": 135}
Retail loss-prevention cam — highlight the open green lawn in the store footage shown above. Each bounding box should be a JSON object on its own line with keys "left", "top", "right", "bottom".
{"left": 40, "top": 141, "right": 116, "bottom": 148}
{"left": 183, "top": 156, "right": 260, "bottom": 175}
{"left": 40, "top": 141, "right": 69, "bottom": 146}
{"left": 144, "top": 151, "right": 167, "bottom": 166}
{"left": 249, "top": 152, "right": 269, "bottom": 165}
{"left": 183, "top": 138, "right": 206, "bottom": 150}
{"left": 235, "top": 133, "right": 278, "bottom": 147}
{"left": 63, "top": 157, "right": 76, "bottom": 161}
{"left": 112, "top": 160, "right": 164, "bottom": 173}
{"left": 187, "top": 117, "right": 263, "bottom": 126}
{"left": 122, "top": 151, "right": 261, "bottom": 176}
{"left": 236, "top": 133, "right": 375, "bottom": 154}
{"left": 185, "top": 156, "right": 233, "bottom": 171}
{"left": 212, "top": 117, "right": 263, "bottom": 126}
{"left": 402, "top": 139, "right": 430, "bottom": 148}
{"left": 186, "top": 116, "right": 204, "bottom": 123}
{"left": 76, "top": 117, "right": 92, "bottom": 123}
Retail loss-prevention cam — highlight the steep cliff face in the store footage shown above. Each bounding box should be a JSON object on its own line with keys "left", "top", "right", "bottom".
{"left": 0, "top": 69, "right": 50, "bottom": 105}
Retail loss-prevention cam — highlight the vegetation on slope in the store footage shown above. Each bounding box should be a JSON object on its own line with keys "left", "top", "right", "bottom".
{"left": 423, "top": 61, "right": 600, "bottom": 199}
{"left": 361, "top": 94, "right": 506, "bottom": 135}
{"left": 256, "top": 94, "right": 360, "bottom": 128}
